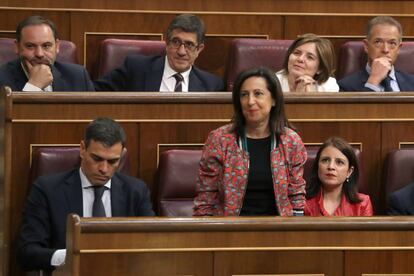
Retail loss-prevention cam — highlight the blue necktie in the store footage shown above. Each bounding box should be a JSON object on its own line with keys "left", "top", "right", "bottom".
{"left": 381, "top": 76, "right": 393, "bottom": 92}
{"left": 92, "top": 186, "right": 107, "bottom": 217}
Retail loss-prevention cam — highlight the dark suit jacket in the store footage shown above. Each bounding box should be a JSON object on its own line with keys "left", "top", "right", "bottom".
{"left": 94, "top": 55, "right": 224, "bottom": 92}
{"left": 17, "top": 169, "right": 154, "bottom": 272}
{"left": 387, "top": 182, "right": 414, "bottom": 215}
{"left": 338, "top": 69, "right": 414, "bottom": 92}
{"left": 0, "top": 59, "right": 95, "bottom": 91}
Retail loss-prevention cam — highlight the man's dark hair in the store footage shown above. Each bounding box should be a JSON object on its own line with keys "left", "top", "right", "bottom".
{"left": 16, "top": 15, "right": 58, "bottom": 42}
{"left": 84, "top": 117, "right": 126, "bottom": 148}
{"left": 166, "top": 14, "right": 205, "bottom": 44}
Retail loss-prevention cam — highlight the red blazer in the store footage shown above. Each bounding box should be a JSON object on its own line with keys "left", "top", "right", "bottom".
{"left": 305, "top": 190, "right": 373, "bottom": 216}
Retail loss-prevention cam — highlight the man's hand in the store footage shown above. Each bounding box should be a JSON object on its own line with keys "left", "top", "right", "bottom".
{"left": 367, "top": 57, "right": 392, "bottom": 85}
{"left": 26, "top": 60, "right": 53, "bottom": 89}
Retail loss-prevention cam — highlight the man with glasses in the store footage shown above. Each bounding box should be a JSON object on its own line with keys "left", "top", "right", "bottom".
{"left": 94, "top": 14, "right": 224, "bottom": 92}
{"left": 339, "top": 16, "right": 414, "bottom": 92}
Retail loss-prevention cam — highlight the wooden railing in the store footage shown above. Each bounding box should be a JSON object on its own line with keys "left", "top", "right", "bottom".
{"left": 3, "top": 89, "right": 414, "bottom": 275}
{"left": 55, "top": 215, "right": 414, "bottom": 276}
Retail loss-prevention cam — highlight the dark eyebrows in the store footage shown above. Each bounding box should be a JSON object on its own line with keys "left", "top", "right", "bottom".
{"left": 90, "top": 153, "right": 120, "bottom": 164}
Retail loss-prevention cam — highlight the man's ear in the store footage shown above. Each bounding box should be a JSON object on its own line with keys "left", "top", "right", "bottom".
{"left": 55, "top": 38, "right": 60, "bottom": 54}
{"left": 363, "top": 39, "right": 369, "bottom": 54}
{"left": 196, "top": 43, "right": 205, "bottom": 54}
{"left": 14, "top": 39, "right": 19, "bottom": 55}
{"left": 79, "top": 140, "right": 86, "bottom": 159}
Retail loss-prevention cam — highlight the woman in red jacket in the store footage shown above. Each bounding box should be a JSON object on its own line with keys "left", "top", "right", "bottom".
{"left": 305, "top": 137, "right": 373, "bottom": 216}
{"left": 193, "top": 67, "right": 307, "bottom": 216}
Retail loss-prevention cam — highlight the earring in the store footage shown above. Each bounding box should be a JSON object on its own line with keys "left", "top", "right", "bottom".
{"left": 345, "top": 177, "right": 350, "bottom": 183}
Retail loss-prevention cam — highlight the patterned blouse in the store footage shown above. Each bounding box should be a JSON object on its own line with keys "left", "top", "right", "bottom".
{"left": 193, "top": 124, "right": 307, "bottom": 216}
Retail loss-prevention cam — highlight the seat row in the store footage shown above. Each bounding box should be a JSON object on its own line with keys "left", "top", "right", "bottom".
{"left": 3, "top": 37, "right": 414, "bottom": 91}
{"left": 29, "top": 145, "right": 412, "bottom": 216}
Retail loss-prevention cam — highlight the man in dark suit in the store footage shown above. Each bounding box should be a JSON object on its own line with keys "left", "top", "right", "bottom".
{"left": 339, "top": 16, "right": 414, "bottom": 92}
{"left": 0, "top": 15, "right": 94, "bottom": 91}
{"left": 94, "top": 14, "right": 224, "bottom": 92}
{"left": 388, "top": 182, "right": 414, "bottom": 215}
{"left": 18, "top": 117, "right": 154, "bottom": 273}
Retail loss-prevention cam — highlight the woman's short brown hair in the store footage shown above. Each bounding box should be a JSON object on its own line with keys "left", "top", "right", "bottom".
{"left": 282, "top": 33, "right": 336, "bottom": 84}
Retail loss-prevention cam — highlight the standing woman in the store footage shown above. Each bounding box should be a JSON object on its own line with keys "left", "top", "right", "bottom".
{"left": 193, "top": 67, "right": 307, "bottom": 216}
{"left": 276, "top": 33, "right": 339, "bottom": 92}
{"left": 305, "top": 137, "right": 373, "bottom": 216}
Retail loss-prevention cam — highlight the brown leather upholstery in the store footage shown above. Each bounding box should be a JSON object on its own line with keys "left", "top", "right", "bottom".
{"left": 0, "top": 38, "right": 78, "bottom": 65}
{"left": 226, "top": 38, "right": 293, "bottom": 91}
{"left": 0, "top": 38, "right": 16, "bottom": 65}
{"left": 383, "top": 149, "right": 414, "bottom": 196}
{"left": 337, "top": 41, "right": 414, "bottom": 80}
{"left": 97, "top": 38, "right": 166, "bottom": 78}
{"left": 157, "top": 146, "right": 366, "bottom": 217}
{"left": 29, "top": 146, "right": 130, "bottom": 185}
{"left": 57, "top": 40, "right": 79, "bottom": 64}
{"left": 157, "top": 149, "right": 201, "bottom": 216}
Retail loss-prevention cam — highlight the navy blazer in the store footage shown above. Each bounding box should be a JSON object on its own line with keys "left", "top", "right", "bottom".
{"left": 17, "top": 169, "right": 154, "bottom": 272}
{"left": 94, "top": 55, "right": 224, "bottom": 92}
{"left": 338, "top": 69, "right": 414, "bottom": 92}
{"left": 0, "top": 59, "right": 95, "bottom": 91}
{"left": 387, "top": 182, "right": 414, "bottom": 215}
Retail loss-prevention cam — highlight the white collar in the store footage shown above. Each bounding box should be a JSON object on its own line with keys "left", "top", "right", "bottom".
{"left": 365, "top": 63, "right": 396, "bottom": 80}
{"left": 164, "top": 57, "right": 191, "bottom": 83}
{"left": 79, "top": 167, "right": 111, "bottom": 189}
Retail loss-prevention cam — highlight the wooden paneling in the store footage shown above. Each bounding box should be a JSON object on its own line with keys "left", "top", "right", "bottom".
{"left": 214, "top": 251, "right": 342, "bottom": 276}
{"left": 2, "top": 7, "right": 414, "bottom": 80}
{"left": 345, "top": 251, "right": 414, "bottom": 275}
{"left": 0, "top": 70, "right": 5, "bottom": 276}
{"left": 5, "top": 92, "right": 414, "bottom": 275}
{"left": 3, "top": 0, "right": 414, "bottom": 13}
{"left": 0, "top": 10, "right": 71, "bottom": 39}
{"left": 54, "top": 216, "right": 414, "bottom": 276}
{"left": 79, "top": 252, "right": 213, "bottom": 275}
{"left": 70, "top": 11, "right": 173, "bottom": 73}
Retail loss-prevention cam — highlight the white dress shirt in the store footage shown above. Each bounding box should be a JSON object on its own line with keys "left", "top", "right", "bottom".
{"left": 159, "top": 58, "right": 191, "bottom": 92}
{"left": 51, "top": 168, "right": 112, "bottom": 267}
{"left": 364, "top": 64, "right": 400, "bottom": 92}
{"left": 275, "top": 70, "right": 339, "bottom": 92}
{"left": 21, "top": 62, "right": 53, "bottom": 92}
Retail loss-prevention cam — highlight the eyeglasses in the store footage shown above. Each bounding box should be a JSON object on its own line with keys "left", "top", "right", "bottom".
{"left": 370, "top": 39, "right": 400, "bottom": 50}
{"left": 168, "top": 38, "right": 199, "bottom": 52}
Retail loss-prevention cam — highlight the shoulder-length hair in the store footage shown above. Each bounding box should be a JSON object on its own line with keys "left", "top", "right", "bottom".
{"left": 231, "top": 67, "right": 291, "bottom": 137}
{"left": 306, "top": 137, "right": 362, "bottom": 203}
{"left": 282, "top": 33, "right": 336, "bottom": 84}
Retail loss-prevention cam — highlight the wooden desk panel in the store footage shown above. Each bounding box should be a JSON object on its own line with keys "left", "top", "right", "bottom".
{"left": 54, "top": 216, "right": 414, "bottom": 276}
{"left": 5, "top": 91, "right": 414, "bottom": 276}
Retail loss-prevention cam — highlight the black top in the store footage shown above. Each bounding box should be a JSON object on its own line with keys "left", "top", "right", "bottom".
{"left": 240, "top": 136, "right": 278, "bottom": 216}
